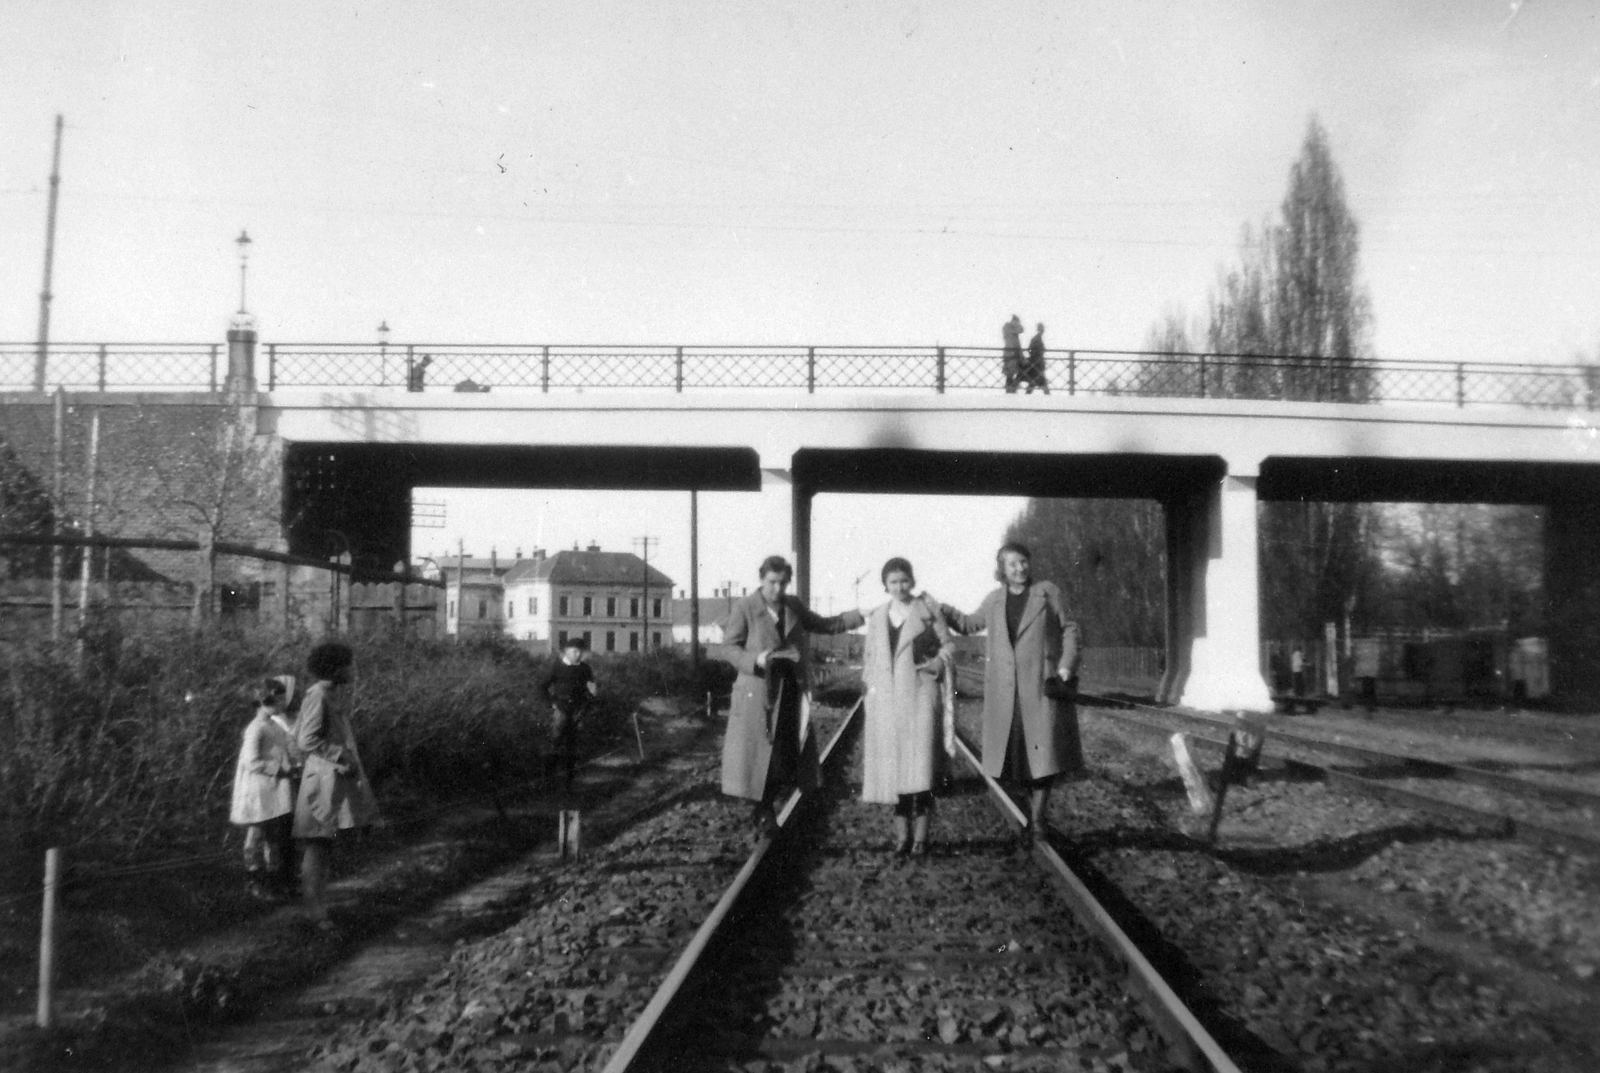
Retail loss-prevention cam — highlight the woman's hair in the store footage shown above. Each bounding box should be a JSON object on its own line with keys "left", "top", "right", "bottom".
{"left": 993, "top": 541, "right": 1032, "bottom": 582}
{"left": 258, "top": 677, "right": 287, "bottom": 705}
{"left": 880, "top": 556, "right": 915, "bottom": 588}
{"left": 307, "top": 641, "right": 355, "bottom": 680}
{"left": 757, "top": 555, "right": 793, "bottom": 583}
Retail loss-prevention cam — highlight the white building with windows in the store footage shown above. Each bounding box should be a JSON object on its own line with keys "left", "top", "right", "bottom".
{"left": 500, "top": 544, "right": 675, "bottom": 652}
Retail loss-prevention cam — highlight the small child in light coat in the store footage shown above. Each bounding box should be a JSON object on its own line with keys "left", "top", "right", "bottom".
{"left": 229, "top": 675, "right": 299, "bottom": 898}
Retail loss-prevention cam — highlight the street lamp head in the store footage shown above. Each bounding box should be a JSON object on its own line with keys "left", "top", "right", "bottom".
{"left": 235, "top": 230, "right": 252, "bottom": 260}
{"left": 377, "top": 320, "right": 390, "bottom": 347}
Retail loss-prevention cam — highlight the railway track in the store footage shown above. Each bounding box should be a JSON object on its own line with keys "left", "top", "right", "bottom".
{"left": 1052, "top": 680, "right": 1600, "bottom": 857}
{"left": 603, "top": 699, "right": 1239, "bottom": 1073}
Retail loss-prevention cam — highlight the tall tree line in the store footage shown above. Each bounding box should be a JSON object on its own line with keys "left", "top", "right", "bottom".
{"left": 1009, "top": 117, "right": 1542, "bottom": 647}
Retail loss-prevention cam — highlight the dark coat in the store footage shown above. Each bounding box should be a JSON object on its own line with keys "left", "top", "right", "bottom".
{"left": 943, "top": 581, "right": 1083, "bottom": 779}
{"left": 712, "top": 593, "right": 863, "bottom": 801}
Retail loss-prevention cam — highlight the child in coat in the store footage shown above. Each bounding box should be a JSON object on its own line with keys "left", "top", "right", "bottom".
{"left": 230, "top": 675, "right": 299, "bottom": 899}
{"left": 540, "top": 637, "right": 597, "bottom": 790}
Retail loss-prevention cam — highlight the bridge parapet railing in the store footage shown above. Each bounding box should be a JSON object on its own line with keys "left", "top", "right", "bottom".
{"left": 3, "top": 342, "right": 1595, "bottom": 410}
{"left": 0, "top": 343, "right": 222, "bottom": 393}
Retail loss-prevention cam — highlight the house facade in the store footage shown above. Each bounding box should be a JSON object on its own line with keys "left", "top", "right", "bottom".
{"left": 496, "top": 545, "right": 675, "bottom": 652}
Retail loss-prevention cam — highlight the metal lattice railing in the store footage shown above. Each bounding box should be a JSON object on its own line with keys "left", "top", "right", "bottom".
{"left": 2, "top": 341, "right": 1595, "bottom": 411}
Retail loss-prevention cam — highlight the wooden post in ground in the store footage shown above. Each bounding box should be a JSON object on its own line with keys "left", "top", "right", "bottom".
{"left": 558, "top": 810, "right": 582, "bottom": 859}
{"left": 1169, "top": 733, "right": 1213, "bottom": 815}
{"left": 36, "top": 847, "right": 60, "bottom": 1028}
{"left": 632, "top": 708, "right": 646, "bottom": 762}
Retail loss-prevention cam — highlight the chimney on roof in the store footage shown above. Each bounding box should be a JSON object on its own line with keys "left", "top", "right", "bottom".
{"left": 515, "top": 548, "right": 523, "bottom": 559}
{"left": 490, "top": 547, "right": 498, "bottom": 571}
{"left": 533, "top": 548, "right": 546, "bottom": 563}
{"left": 586, "top": 542, "right": 601, "bottom": 553}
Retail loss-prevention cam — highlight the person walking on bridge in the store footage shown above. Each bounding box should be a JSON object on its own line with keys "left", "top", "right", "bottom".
{"left": 712, "top": 555, "right": 863, "bottom": 839}
{"left": 1002, "top": 314, "right": 1025, "bottom": 393}
{"left": 936, "top": 542, "right": 1082, "bottom": 850}
{"left": 1022, "top": 322, "right": 1050, "bottom": 394}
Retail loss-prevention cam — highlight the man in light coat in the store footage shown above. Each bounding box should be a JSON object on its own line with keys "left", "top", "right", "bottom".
{"left": 712, "top": 555, "right": 863, "bottom": 836}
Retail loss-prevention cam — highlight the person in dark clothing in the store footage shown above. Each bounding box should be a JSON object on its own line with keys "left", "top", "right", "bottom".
{"left": 1002, "top": 315, "right": 1025, "bottom": 393}
{"left": 541, "top": 637, "right": 597, "bottom": 789}
{"left": 1022, "top": 322, "right": 1050, "bottom": 394}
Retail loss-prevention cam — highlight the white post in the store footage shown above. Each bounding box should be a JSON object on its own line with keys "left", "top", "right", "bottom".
{"left": 37, "top": 847, "right": 60, "bottom": 1027}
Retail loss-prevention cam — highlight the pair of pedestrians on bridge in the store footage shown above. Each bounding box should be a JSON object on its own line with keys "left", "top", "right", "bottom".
{"left": 712, "top": 543, "right": 1082, "bottom": 853}
{"left": 1003, "top": 315, "right": 1051, "bottom": 394}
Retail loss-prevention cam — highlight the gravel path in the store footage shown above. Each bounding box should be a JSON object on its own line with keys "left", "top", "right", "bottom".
{"left": 1048, "top": 703, "right": 1600, "bottom": 1073}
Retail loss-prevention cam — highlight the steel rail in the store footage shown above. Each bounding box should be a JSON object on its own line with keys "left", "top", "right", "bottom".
{"left": 1131, "top": 700, "right": 1600, "bottom": 812}
{"left": 599, "top": 697, "right": 864, "bottom": 1073}
{"left": 949, "top": 731, "right": 1243, "bottom": 1073}
{"left": 1093, "top": 703, "right": 1600, "bottom": 856}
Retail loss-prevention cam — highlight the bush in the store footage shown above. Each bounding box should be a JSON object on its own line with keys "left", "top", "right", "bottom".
{"left": 0, "top": 627, "right": 720, "bottom": 866}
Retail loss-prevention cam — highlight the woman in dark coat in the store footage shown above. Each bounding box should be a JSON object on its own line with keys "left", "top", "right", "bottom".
{"left": 712, "top": 555, "right": 863, "bottom": 836}
{"left": 939, "top": 542, "right": 1082, "bottom": 848}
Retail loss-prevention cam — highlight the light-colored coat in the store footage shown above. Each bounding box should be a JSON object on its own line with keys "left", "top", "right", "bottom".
{"left": 292, "top": 680, "right": 380, "bottom": 839}
{"left": 229, "top": 709, "right": 296, "bottom": 825}
{"left": 860, "top": 597, "right": 952, "bottom": 804}
{"left": 944, "top": 581, "right": 1083, "bottom": 780}
{"left": 712, "top": 593, "right": 863, "bottom": 801}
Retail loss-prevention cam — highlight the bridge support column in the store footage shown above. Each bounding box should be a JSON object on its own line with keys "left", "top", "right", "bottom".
{"left": 1162, "top": 475, "right": 1272, "bottom": 713}
{"left": 756, "top": 467, "right": 812, "bottom": 599}
{"left": 1546, "top": 498, "right": 1600, "bottom": 707}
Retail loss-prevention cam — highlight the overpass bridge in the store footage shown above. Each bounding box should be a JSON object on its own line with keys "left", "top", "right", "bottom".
{"left": 4, "top": 338, "right": 1598, "bottom": 711}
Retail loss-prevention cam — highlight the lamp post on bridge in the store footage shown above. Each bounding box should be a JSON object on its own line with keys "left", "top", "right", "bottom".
{"left": 377, "top": 320, "right": 390, "bottom": 387}
{"left": 225, "top": 229, "right": 257, "bottom": 394}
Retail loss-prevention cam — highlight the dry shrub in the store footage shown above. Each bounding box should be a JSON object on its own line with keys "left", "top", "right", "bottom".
{"left": 0, "top": 627, "right": 719, "bottom": 864}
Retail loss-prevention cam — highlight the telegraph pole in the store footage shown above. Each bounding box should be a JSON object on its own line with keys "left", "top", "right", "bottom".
{"left": 632, "top": 536, "right": 659, "bottom": 650}
{"left": 689, "top": 491, "right": 700, "bottom": 677}
{"left": 34, "top": 114, "right": 63, "bottom": 393}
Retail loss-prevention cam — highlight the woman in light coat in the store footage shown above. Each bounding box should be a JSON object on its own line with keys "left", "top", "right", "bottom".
{"left": 940, "top": 542, "right": 1082, "bottom": 848}
{"left": 292, "top": 642, "right": 380, "bottom": 929}
{"left": 713, "top": 555, "right": 863, "bottom": 836}
{"left": 860, "top": 558, "right": 954, "bottom": 856}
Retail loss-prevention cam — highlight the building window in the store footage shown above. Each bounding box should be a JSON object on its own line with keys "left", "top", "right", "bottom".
{"left": 558, "top": 630, "right": 567, "bottom": 647}
{"left": 478, "top": 599, "right": 487, "bottom": 619}
{"left": 528, "top": 596, "right": 536, "bottom": 615}
{"left": 582, "top": 631, "right": 592, "bottom": 648}
{"left": 449, "top": 600, "right": 456, "bottom": 619}
{"left": 558, "top": 595, "right": 568, "bottom": 616}
{"left": 605, "top": 596, "right": 616, "bottom": 617}
{"left": 630, "top": 632, "right": 639, "bottom": 652}
{"left": 630, "top": 596, "right": 640, "bottom": 617}
{"left": 652, "top": 631, "right": 662, "bottom": 649}
{"left": 582, "top": 596, "right": 593, "bottom": 617}
{"left": 652, "top": 597, "right": 663, "bottom": 618}
{"left": 606, "top": 631, "right": 616, "bottom": 652}
{"left": 507, "top": 601, "right": 514, "bottom": 619}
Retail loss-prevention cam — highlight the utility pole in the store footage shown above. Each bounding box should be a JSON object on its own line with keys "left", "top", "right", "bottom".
{"left": 689, "top": 491, "right": 700, "bottom": 677}
{"left": 633, "top": 536, "right": 659, "bottom": 650}
{"left": 34, "top": 114, "right": 63, "bottom": 393}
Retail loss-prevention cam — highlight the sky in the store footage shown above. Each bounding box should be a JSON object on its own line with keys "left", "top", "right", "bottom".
{"left": 2, "top": 1, "right": 1597, "bottom": 615}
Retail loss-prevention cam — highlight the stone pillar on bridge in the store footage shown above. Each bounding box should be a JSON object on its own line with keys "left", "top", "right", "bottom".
{"left": 1546, "top": 496, "right": 1600, "bottom": 707}
{"left": 225, "top": 312, "right": 257, "bottom": 394}
{"left": 1161, "top": 474, "right": 1273, "bottom": 713}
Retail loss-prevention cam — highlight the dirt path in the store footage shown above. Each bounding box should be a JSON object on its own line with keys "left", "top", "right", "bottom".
{"left": 2, "top": 709, "right": 724, "bottom": 1073}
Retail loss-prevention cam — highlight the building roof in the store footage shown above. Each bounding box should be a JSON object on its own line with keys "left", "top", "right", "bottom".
{"left": 502, "top": 548, "right": 673, "bottom": 589}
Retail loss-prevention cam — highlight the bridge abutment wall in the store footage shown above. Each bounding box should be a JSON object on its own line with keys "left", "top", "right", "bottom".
{"left": 1546, "top": 499, "right": 1600, "bottom": 707}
